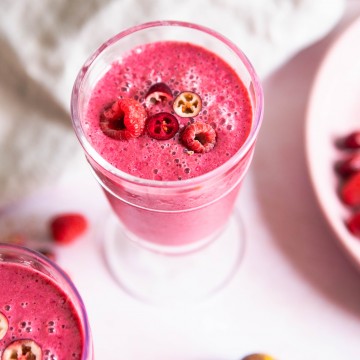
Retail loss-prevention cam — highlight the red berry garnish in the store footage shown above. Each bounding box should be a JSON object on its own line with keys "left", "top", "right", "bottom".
{"left": 340, "top": 172, "right": 360, "bottom": 207}
{"left": 347, "top": 212, "right": 360, "bottom": 238}
{"left": 173, "top": 91, "right": 202, "bottom": 117}
{"left": 337, "top": 131, "right": 360, "bottom": 149}
{"left": 335, "top": 153, "right": 360, "bottom": 178}
{"left": 50, "top": 213, "right": 88, "bottom": 245}
{"left": 145, "top": 82, "right": 173, "bottom": 105}
{"left": 181, "top": 122, "right": 216, "bottom": 153}
{"left": 146, "top": 112, "right": 179, "bottom": 140}
{"left": 100, "top": 98, "right": 147, "bottom": 140}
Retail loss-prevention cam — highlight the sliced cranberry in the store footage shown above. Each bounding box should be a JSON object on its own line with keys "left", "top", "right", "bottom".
{"left": 146, "top": 112, "right": 179, "bottom": 140}
{"left": 145, "top": 82, "right": 173, "bottom": 105}
{"left": 100, "top": 98, "right": 147, "bottom": 140}
{"left": 173, "top": 91, "right": 202, "bottom": 117}
{"left": 2, "top": 339, "right": 42, "bottom": 360}
{"left": 181, "top": 122, "right": 216, "bottom": 153}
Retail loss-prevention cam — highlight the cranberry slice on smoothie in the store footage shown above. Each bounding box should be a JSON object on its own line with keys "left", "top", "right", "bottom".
{"left": 173, "top": 91, "right": 202, "bottom": 117}
{"left": 146, "top": 112, "right": 179, "bottom": 140}
{"left": 2, "top": 339, "right": 42, "bottom": 360}
{"left": 145, "top": 82, "right": 173, "bottom": 105}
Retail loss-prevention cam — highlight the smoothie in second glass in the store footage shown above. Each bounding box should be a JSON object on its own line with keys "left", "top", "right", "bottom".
{"left": 0, "top": 249, "right": 89, "bottom": 359}
{"left": 74, "top": 23, "right": 261, "bottom": 249}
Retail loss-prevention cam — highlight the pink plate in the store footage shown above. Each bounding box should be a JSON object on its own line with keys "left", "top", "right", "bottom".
{"left": 306, "top": 16, "right": 360, "bottom": 269}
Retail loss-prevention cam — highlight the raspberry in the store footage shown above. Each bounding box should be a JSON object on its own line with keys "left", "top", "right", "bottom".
{"left": 340, "top": 172, "right": 360, "bottom": 207}
{"left": 50, "top": 213, "right": 88, "bottom": 245}
{"left": 146, "top": 112, "right": 179, "bottom": 140}
{"left": 100, "top": 98, "right": 147, "bottom": 140}
{"left": 347, "top": 212, "right": 360, "bottom": 238}
{"left": 181, "top": 122, "right": 216, "bottom": 153}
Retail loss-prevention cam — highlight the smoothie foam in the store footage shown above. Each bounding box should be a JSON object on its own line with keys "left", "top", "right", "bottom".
{"left": 84, "top": 41, "right": 252, "bottom": 181}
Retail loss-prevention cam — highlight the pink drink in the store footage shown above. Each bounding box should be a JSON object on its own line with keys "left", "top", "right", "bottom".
{"left": 72, "top": 21, "right": 263, "bottom": 249}
{"left": 0, "top": 245, "right": 92, "bottom": 359}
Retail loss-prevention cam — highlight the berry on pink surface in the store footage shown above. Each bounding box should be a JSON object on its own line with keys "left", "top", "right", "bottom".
{"left": 347, "top": 212, "right": 360, "bottom": 238}
{"left": 100, "top": 98, "right": 147, "bottom": 140}
{"left": 340, "top": 172, "right": 360, "bottom": 207}
{"left": 337, "top": 131, "right": 360, "bottom": 149}
{"left": 335, "top": 153, "right": 360, "bottom": 177}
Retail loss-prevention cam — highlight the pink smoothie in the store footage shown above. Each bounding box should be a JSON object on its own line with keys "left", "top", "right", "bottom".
{"left": 0, "top": 262, "right": 84, "bottom": 359}
{"left": 84, "top": 41, "right": 252, "bottom": 181}
{"left": 80, "top": 40, "right": 254, "bottom": 247}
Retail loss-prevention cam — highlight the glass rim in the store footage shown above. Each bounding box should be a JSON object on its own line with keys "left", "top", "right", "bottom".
{"left": 0, "top": 243, "right": 92, "bottom": 359}
{"left": 71, "top": 20, "right": 264, "bottom": 188}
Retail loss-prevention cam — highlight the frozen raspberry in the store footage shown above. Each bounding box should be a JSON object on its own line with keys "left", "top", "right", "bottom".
{"left": 340, "top": 172, "right": 360, "bottom": 207}
{"left": 335, "top": 153, "right": 360, "bottom": 178}
{"left": 2, "top": 339, "right": 42, "bottom": 360}
{"left": 100, "top": 98, "right": 147, "bottom": 140}
{"left": 145, "top": 82, "right": 173, "bottom": 105}
{"left": 181, "top": 122, "right": 216, "bottom": 153}
{"left": 347, "top": 212, "right": 360, "bottom": 238}
{"left": 173, "top": 91, "right": 202, "bottom": 117}
{"left": 0, "top": 312, "right": 8, "bottom": 340}
{"left": 50, "top": 213, "right": 88, "bottom": 245}
{"left": 146, "top": 112, "right": 179, "bottom": 140}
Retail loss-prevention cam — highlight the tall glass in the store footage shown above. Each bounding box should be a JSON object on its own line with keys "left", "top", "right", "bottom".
{"left": 71, "top": 21, "right": 263, "bottom": 303}
{"left": 0, "top": 244, "right": 93, "bottom": 359}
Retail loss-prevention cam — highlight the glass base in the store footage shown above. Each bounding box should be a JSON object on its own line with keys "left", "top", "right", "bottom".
{"left": 103, "top": 210, "right": 245, "bottom": 305}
